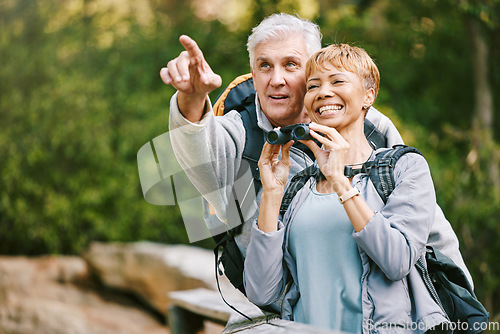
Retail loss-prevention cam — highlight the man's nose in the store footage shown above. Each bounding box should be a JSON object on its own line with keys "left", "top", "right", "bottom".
{"left": 270, "top": 68, "right": 286, "bottom": 87}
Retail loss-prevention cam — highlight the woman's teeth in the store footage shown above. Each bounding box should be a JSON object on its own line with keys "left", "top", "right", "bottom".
{"left": 318, "top": 105, "right": 343, "bottom": 115}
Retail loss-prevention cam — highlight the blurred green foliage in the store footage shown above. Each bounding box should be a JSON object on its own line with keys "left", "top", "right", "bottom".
{"left": 0, "top": 0, "right": 499, "bottom": 319}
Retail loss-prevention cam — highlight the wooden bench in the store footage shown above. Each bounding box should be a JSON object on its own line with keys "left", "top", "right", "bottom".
{"left": 167, "top": 288, "right": 346, "bottom": 334}
{"left": 168, "top": 288, "right": 254, "bottom": 333}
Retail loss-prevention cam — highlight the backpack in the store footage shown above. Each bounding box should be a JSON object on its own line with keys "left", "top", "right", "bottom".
{"left": 282, "top": 145, "right": 489, "bottom": 332}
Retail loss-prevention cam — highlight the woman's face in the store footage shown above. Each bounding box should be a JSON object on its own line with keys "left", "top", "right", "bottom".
{"left": 304, "top": 63, "right": 374, "bottom": 132}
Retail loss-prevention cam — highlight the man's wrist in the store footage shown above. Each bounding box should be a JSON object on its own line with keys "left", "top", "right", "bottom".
{"left": 177, "top": 92, "right": 209, "bottom": 122}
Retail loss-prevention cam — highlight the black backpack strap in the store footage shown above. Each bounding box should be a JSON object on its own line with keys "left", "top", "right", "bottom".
{"left": 365, "top": 145, "right": 423, "bottom": 203}
{"left": 215, "top": 76, "right": 264, "bottom": 190}
{"left": 238, "top": 94, "right": 265, "bottom": 187}
{"left": 280, "top": 165, "right": 321, "bottom": 217}
{"left": 364, "top": 118, "right": 387, "bottom": 150}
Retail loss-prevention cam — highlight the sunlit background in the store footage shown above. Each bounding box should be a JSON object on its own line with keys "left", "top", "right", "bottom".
{"left": 1, "top": 0, "right": 499, "bottom": 320}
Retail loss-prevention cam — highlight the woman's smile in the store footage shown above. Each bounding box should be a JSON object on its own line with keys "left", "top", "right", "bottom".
{"left": 317, "top": 104, "right": 344, "bottom": 116}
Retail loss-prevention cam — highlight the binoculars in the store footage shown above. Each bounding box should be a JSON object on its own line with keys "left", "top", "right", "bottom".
{"left": 266, "top": 123, "right": 313, "bottom": 145}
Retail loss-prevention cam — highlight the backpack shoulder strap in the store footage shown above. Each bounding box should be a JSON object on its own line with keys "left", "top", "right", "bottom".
{"left": 364, "top": 118, "right": 387, "bottom": 150}
{"left": 239, "top": 95, "right": 264, "bottom": 183}
{"left": 213, "top": 73, "right": 253, "bottom": 116}
{"left": 212, "top": 74, "right": 264, "bottom": 184}
{"left": 280, "top": 165, "right": 320, "bottom": 217}
{"left": 367, "top": 145, "right": 423, "bottom": 203}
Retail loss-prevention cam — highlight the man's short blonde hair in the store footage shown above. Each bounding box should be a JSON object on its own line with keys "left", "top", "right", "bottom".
{"left": 305, "top": 43, "right": 380, "bottom": 98}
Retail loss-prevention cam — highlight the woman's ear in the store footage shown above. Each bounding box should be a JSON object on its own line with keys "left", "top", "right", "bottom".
{"left": 363, "top": 88, "right": 376, "bottom": 110}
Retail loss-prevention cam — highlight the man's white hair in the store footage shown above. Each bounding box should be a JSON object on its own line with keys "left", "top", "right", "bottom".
{"left": 247, "top": 13, "right": 322, "bottom": 69}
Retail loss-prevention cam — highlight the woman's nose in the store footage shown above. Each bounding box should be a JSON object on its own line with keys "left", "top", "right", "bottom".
{"left": 318, "top": 85, "right": 334, "bottom": 99}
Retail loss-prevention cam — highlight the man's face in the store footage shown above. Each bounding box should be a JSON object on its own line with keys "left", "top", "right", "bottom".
{"left": 251, "top": 35, "right": 310, "bottom": 127}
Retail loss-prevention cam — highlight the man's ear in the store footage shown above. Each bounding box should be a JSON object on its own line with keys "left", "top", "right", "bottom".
{"left": 250, "top": 68, "right": 257, "bottom": 92}
{"left": 363, "top": 88, "right": 376, "bottom": 109}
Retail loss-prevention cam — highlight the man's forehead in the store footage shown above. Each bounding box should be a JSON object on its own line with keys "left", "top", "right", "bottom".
{"left": 255, "top": 53, "right": 304, "bottom": 62}
{"left": 254, "top": 39, "right": 308, "bottom": 61}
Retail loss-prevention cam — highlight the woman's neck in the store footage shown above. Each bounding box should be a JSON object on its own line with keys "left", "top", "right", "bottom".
{"left": 339, "top": 123, "right": 374, "bottom": 166}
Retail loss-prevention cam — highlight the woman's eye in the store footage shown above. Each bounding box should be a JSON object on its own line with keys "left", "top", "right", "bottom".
{"left": 307, "top": 84, "right": 318, "bottom": 90}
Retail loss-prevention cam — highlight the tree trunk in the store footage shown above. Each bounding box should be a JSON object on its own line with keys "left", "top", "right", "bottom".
{"left": 464, "top": 14, "right": 500, "bottom": 198}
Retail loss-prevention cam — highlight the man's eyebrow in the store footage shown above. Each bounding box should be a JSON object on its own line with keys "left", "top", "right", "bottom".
{"left": 255, "top": 55, "right": 303, "bottom": 62}
{"left": 283, "top": 55, "right": 302, "bottom": 61}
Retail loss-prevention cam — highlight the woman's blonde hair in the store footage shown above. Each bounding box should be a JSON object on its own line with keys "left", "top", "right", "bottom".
{"left": 305, "top": 43, "right": 380, "bottom": 98}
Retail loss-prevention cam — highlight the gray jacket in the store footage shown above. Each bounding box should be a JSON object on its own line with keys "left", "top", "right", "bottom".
{"left": 243, "top": 151, "right": 450, "bottom": 333}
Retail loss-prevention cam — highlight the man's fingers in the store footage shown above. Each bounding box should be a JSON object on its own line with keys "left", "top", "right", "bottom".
{"left": 175, "top": 51, "right": 191, "bottom": 81}
{"left": 165, "top": 57, "right": 182, "bottom": 82}
{"left": 179, "top": 35, "right": 205, "bottom": 65}
{"left": 161, "top": 35, "right": 222, "bottom": 94}
{"left": 198, "top": 66, "right": 222, "bottom": 89}
{"left": 163, "top": 51, "right": 192, "bottom": 86}
{"left": 159, "top": 67, "right": 172, "bottom": 85}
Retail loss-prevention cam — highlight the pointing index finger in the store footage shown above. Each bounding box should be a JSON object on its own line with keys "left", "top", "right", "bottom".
{"left": 179, "top": 35, "right": 204, "bottom": 63}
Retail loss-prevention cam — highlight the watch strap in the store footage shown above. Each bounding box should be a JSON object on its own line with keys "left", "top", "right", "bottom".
{"left": 338, "top": 187, "right": 360, "bottom": 204}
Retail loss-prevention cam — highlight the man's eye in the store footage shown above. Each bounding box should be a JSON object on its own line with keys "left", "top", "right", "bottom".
{"left": 260, "top": 63, "right": 270, "bottom": 69}
{"left": 285, "top": 62, "right": 298, "bottom": 68}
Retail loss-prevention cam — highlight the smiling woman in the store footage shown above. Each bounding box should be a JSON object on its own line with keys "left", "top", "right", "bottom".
{"left": 303, "top": 44, "right": 378, "bottom": 137}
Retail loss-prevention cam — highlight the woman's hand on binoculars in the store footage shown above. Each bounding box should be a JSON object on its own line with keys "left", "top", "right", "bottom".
{"left": 300, "top": 122, "right": 350, "bottom": 194}
{"left": 258, "top": 141, "right": 293, "bottom": 194}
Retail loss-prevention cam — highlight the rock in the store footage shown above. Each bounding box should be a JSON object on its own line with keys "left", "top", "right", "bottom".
{"left": 0, "top": 255, "right": 169, "bottom": 334}
{"left": 82, "top": 241, "right": 242, "bottom": 316}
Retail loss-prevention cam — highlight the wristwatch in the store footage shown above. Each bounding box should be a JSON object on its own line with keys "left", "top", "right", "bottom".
{"left": 338, "top": 187, "right": 360, "bottom": 204}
